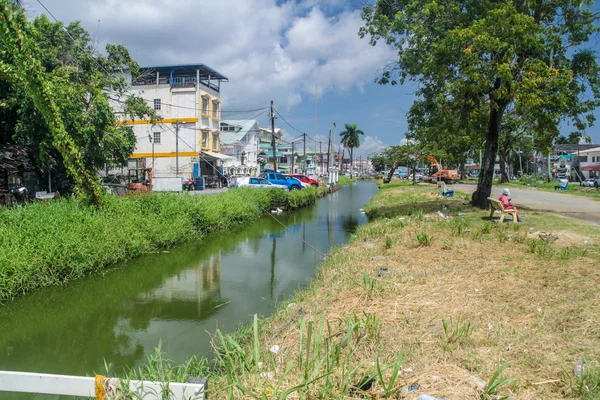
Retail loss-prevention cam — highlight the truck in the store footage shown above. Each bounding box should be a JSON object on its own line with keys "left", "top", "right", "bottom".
{"left": 260, "top": 172, "right": 303, "bottom": 191}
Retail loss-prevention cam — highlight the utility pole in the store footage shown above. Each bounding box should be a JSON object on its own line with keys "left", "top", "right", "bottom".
{"left": 319, "top": 141, "right": 323, "bottom": 175}
{"left": 327, "top": 131, "right": 331, "bottom": 173}
{"left": 271, "top": 101, "right": 277, "bottom": 172}
{"left": 291, "top": 141, "right": 295, "bottom": 173}
{"left": 175, "top": 121, "right": 180, "bottom": 176}
{"left": 330, "top": 123, "right": 336, "bottom": 172}
{"left": 303, "top": 132, "right": 307, "bottom": 174}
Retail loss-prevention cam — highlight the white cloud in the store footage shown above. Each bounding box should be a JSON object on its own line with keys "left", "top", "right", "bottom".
{"left": 32, "top": 0, "right": 395, "bottom": 110}
{"left": 356, "top": 135, "right": 385, "bottom": 156}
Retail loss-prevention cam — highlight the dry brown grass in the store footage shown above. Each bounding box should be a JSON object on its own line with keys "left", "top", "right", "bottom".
{"left": 210, "top": 185, "right": 600, "bottom": 399}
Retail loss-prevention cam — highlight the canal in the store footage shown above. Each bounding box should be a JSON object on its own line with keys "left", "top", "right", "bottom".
{"left": 0, "top": 181, "right": 377, "bottom": 399}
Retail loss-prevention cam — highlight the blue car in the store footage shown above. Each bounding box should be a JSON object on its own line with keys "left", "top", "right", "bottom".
{"left": 260, "top": 172, "right": 303, "bottom": 191}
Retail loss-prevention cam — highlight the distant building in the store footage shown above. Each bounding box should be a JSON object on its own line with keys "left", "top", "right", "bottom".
{"left": 574, "top": 146, "right": 600, "bottom": 179}
{"left": 220, "top": 120, "right": 261, "bottom": 176}
{"left": 111, "top": 63, "right": 231, "bottom": 181}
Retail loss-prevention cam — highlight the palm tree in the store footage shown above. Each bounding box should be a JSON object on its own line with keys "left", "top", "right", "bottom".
{"left": 339, "top": 124, "right": 364, "bottom": 177}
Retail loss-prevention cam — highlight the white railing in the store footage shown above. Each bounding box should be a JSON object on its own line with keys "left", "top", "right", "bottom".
{"left": 0, "top": 371, "right": 207, "bottom": 399}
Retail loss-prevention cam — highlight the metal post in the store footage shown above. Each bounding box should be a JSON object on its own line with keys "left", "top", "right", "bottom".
{"left": 319, "top": 141, "right": 322, "bottom": 176}
{"left": 329, "top": 123, "right": 336, "bottom": 173}
{"left": 175, "top": 122, "right": 179, "bottom": 176}
{"left": 327, "top": 132, "right": 331, "bottom": 174}
{"left": 291, "top": 141, "right": 295, "bottom": 173}
{"left": 271, "top": 101, "right": 277, "bottom": 172}
{"left": 303, "top": 133, "right": 307, "bottom": 174}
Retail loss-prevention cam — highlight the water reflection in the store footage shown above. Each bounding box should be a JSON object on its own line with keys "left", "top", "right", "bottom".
{"left": 0, "top": 182, "right": 378, "bottom": 399}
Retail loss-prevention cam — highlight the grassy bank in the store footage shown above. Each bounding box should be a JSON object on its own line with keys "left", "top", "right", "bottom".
{"left": 0, "top": 186, "right": 333, "bottom": 302}
{"left": 503, "top": 177, "right": 600, "bottom": 201}
{"left": 129, "top": 182, "right": 600, "bottom": 399}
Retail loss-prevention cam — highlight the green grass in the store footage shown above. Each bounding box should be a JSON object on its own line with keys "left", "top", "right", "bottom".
{"left": 0, "top": 187, "right": 330, "bottom": 302}
{"left": 503, "top": 177, "right": 600, "bottom": 200}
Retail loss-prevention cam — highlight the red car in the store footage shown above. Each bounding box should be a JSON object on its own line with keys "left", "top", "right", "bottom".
{"left": 288, "top": 174, "right": 319, "bottom": 187}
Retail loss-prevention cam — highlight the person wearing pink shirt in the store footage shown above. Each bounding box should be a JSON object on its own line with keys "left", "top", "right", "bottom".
{"left": 498, "top": 188, "right": 519, "bottom": 222}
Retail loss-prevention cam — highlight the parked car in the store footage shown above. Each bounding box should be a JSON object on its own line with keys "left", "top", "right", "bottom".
{"left": 260, "top": 172, "right": 303, "bottom": 190}
{"left": 288, "top": 173, "right": 319, "bottom": 187}
{"left": 234, "top": 177, "right": 287, "bottom": 190}
{"left": 582, "top": 178, "right": 596, "bottom": 187}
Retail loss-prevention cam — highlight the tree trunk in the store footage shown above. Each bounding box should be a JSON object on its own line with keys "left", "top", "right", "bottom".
{"left": 472, "top": 98, "right": 506, "bottom": 208}
{"left": 384, "top": 160, "right": 399, "bottom": 183}
{"left": 460, "top": 157, "right": 466, "bottom": 180}
{"left": 350, "top": 147, "right": 353, "bottom": 178}
{"left": 499, "top": 150, "right": 510, "bottom": 183}
{"left": 412, "top": 161, "right": 417, "bottom": 185}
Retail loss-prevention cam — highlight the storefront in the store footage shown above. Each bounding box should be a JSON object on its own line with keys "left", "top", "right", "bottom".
{"left": 198, "top": 151, "right": 235, "bottom": 188}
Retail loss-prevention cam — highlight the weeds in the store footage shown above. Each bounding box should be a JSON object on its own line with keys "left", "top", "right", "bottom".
{"left": 442, "top": 316, "right": 475, "bottom": 346}
{"left": 527, "top": 238, "right": 554, "bottom": 258}
{"left": 361, "top": 274, "right": 382, "bottom": 296}
{"left": 416, "top": 232, "right": 434, "bottom": 247}
{"left": 482, "top": 364, "right": 515, "bottom": 399}
{"left": 384, "top": 237, "right": 393, "bottom": 249}
{"left": 561, "top": 359, "right": 600, "bottom": 399}
{"left": 480, "top": 222, "right": 493, "bottom": 234}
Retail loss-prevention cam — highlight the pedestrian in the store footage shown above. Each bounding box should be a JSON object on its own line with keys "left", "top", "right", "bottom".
{"left": 499, "top": 188, "right": 520, "bottom": 222}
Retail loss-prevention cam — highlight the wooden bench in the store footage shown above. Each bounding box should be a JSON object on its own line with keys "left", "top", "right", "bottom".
{"left": 488, "top": 197, "right": 517, "bottom": 223}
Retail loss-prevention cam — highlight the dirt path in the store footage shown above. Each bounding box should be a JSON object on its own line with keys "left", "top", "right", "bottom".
{"left": 452, "top": 183, "right": 600, "bottom": 224}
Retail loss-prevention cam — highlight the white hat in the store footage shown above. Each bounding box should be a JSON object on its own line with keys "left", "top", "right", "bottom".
{"left": 503, "top": 188, "right": 510, "bottom": 195}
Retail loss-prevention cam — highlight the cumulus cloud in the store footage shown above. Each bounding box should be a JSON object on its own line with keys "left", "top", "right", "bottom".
{"left": 30, "top": 0, "right": 395, "bottom": 110}
{"left": 356, "top": 135, "right": 386, "bottom": 157}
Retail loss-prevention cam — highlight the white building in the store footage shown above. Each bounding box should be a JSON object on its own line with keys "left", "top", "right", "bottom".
{"left": 112, "top": 63, "right": 231, "bottom": 182}
{"left": 575, "top": 146, "right": 600, "bottom": 179}
{"left": 220, "top": 120, "right": 261, "bottom": 176}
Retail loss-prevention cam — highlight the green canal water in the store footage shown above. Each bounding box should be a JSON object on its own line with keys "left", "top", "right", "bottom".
{"left": 0, "top": 181, "right": 378, "bottom": 399}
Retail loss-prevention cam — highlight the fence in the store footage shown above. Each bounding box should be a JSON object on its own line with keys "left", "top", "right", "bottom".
{"left": 0, "top": 370, "right": 207, "bottom": 399}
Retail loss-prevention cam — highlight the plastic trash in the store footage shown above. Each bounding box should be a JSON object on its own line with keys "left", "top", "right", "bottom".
{"left": 574, "top": 361, "right": 584, "bottom": 378}
{"left": 457, "top": 212, "right": 465, "bottom": 216}
{"left": 418, "top": 395, "right": 449, "bottom": 400}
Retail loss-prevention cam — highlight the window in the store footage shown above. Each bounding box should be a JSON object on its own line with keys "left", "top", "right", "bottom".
{"left": 202, "top": 96, "right": 209, "bottom": 116}
{"left": 212, "top": 132, "right": 220, "bottom": 151}
{"left": 593, "top": 156, "right": 596, "bottom": 162}
{"left": 202, "top": 130, "right": 210, "bottom": 149}
{"left": 250, "top": 178, "right": 259, "bottom": 184}
{"left": 153, "top": 132, "right": 161, "bottom": 144}
{"left": 276, "top": 173, "right": 286, "bottom": 180}
{"left": 212, "top": 100, "right": 220, "bottom": 119}
{"left": 153, "top": 99, "right": 161, "bottom": 110}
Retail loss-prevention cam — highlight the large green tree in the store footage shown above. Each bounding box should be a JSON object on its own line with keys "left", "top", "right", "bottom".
{"left": 361, "top": 0, "right": 600, "bottom": 208}
{"left": 339, "top": 123, "right": 364, "bottom": 177}
{"left": 0, "top": 2, "right": 154, "bottom": 202}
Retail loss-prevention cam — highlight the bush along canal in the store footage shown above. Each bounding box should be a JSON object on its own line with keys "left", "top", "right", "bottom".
{"left": 0, "top": 182, "right": 350, "bottom": 302}
{"left": 0, "top": 180, "right": 378, "bottom": 399}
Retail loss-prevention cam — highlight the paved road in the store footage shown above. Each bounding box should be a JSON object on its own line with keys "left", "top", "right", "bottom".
{"left": 452, "top": 183, "right": 600, "bottom": 224}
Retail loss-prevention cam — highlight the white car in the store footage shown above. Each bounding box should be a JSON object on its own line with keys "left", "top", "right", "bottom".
{"left": 582, "top": 177, "right": 600, "bottom": 188}
{"left": 582, "top": 178, "right": 595, "bottom": 187}
{"left": 234, "top": 177, "right": 287, "bottom": 190}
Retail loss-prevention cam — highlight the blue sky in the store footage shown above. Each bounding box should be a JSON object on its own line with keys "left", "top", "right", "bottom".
{"left": 28, "top": 0, "right": 600, "bottom": 155}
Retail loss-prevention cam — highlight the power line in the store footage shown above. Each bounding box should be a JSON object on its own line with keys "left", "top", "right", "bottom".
{"left": 273, "top": 108, "right": 303, "bottom": 135}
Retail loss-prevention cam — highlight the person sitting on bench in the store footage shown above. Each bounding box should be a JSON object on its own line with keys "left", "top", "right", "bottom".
{"left": 498, "top": 188, "right": 519, "bottom": 222}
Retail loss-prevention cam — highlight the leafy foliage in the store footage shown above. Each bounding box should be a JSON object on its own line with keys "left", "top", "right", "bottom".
{"left": 0, "top": 3, "right": 155, "bottom": 202}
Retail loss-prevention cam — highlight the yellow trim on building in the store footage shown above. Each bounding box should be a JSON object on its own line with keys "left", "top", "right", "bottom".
{"left": 117, "top": 118, "right": 198, "bottom": 126}
{"left": 131, "top": 152, "right": 198, "bottom": 158}
{"left": 211, "top": 99, "right": 220, "bottom": 121}
{"left": 201, "top": 94, "right": 211, "bottom": 118}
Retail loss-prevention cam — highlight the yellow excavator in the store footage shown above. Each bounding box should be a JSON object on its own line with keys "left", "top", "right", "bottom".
{"left": 422, "top": 155, "right": 459, "bottom": 184}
